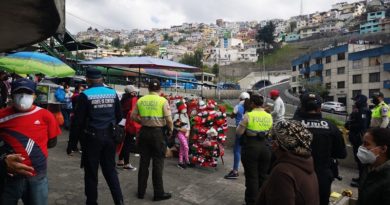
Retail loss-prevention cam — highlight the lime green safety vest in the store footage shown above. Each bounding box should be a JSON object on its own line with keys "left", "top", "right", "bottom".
{"left": 372, "top": 101, "right": 390, "bottom": 119}
{"left": 137, "top": 94, "right": 166, "bottom": 119}
{"left": 247, "top": 110, "right": 273, "bottom": 133}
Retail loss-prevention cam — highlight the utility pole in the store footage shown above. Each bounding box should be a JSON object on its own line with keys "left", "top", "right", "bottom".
{"left": 263, "top": 51, "right": 266, "bottom": 98}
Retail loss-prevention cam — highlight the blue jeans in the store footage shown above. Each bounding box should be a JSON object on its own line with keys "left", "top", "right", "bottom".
{"left": 233, "top": 134, "right": 241, "bottom": 171}
{"left": 1, "top": 174, "right": 48, "bottom": 205}
{"left": 61, "top": 108, "right": 72, "bottom": 129}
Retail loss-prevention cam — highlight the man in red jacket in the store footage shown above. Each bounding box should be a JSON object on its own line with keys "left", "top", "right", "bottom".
{"left": 0, "top": 78, "right": 61, "bottom": 205}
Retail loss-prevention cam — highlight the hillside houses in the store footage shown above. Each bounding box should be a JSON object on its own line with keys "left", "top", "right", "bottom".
{"left": 74, "top": 0, "right": 389, "bottom": 65}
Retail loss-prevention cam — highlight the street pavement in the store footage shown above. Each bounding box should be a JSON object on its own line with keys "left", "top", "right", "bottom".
{"left": 46, "top": 129, "right": 358, "bottom": 205}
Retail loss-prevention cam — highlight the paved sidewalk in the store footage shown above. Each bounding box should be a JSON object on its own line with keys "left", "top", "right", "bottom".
{"left": 47, "top": 130, "right": 357, "bottom": 205}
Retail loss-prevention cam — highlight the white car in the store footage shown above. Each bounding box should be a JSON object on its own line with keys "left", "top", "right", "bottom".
{"left": 321, "top": 101, "right": 346, "bottom": 113}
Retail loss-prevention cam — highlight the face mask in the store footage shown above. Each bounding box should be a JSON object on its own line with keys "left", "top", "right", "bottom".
{"left": 181, "top": 108, "right": 187, "bottom": 114}
{"left": 357, "top": 146, "right": 378, "bottom": 164}
{"left": 13, "top": 94, "right": 34, "bottom": 111}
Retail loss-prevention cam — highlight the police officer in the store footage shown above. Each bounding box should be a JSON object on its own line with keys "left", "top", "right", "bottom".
{"left": 236, "top": 94, "right": 273, "bottom": 205}
{"left": 347, "top": 94, "right": 371, "bottom": 187}
{"left": 293, "top": 92, "right": 347, "bottom": 205}
{"left": 370, "top": 92, "right": 389, "bottom": 128}
{"left": 73, "top": 68, "right": 123, "bottom": 205}
{"left": 131, "top": 79, "right": 173, "bottom": 201}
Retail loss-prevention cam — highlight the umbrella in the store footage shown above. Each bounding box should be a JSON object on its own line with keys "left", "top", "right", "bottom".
{"left": 0, "top": 0, "right": 64, "bottom": 52}
{"left": 0, "top": 52, "right": 75, "bottom": 77}
{"left": 79, "top": 56, "right": 198, "bottom": 70}
{"left": 79, "top": 56, "right": 199, "bottom": 88}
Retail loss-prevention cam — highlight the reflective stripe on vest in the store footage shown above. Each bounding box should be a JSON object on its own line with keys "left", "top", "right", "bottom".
{"left": 137, "top": 95, "right": 166, "bottom": 119}
{"left": 247, "top": 110, "right": 273, "bottom": 132}
{"left": 372, "top": 102, "right": 390, "bottom": 118}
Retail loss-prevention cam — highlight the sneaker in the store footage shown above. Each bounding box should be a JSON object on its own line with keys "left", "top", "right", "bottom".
{"left": 67, "top": 150, "right": 74, "bottom": 156}
{"left": 134, "top": 154, "right": 140, "bottom": 157}
{"left": 177, "top": 164, "right": 187, "bottom": 169}
{"left": 123, "top": 164, "right": 137, "bottom": 171}
{"left": 224, "top": 170, "right": 239, "bottom": 179}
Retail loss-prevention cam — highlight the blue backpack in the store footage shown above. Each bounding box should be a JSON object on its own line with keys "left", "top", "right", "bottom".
{"left": 54, "top": 87, "right": 65, "bottom": 102}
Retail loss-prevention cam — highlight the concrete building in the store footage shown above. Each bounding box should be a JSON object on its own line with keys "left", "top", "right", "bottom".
{"left": 290, "top": 43, "right": 390, "bottom": 112}
{"left": 360, "top": 11, "right": 386, "bottom": 34}
{"left": 285, "top": 33, "right": 300, "bottom": 42}
{"left": 298, "top": 25, "right": 320, "bottom": 39}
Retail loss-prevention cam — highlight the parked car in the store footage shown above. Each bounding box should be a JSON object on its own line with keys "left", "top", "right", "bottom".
{"left": 321, "top": 101, "right": 346, "bottom": 113}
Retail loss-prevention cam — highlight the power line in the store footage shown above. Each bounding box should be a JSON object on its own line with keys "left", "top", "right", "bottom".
{"left": 66, "top": 12, "right": 108, "bottom": 30}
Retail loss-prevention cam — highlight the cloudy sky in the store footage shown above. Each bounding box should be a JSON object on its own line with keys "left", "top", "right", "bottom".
{"left": 66, "top": 0, "right": 361, "bottom": 33}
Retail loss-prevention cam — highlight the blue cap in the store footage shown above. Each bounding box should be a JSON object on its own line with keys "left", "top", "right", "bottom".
{"left": 86, "top": 68, "right": 102, "bottom": 79}
{"left": 11, "top": 78, "right": 36, "bottom": 93}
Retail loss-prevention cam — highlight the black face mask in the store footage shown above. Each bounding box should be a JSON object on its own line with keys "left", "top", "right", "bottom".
{"left": 372, "top": 98, "right": 380, "bottom": 105}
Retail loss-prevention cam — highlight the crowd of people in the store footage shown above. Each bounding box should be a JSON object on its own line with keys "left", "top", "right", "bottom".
{"left": 0, "top": 67, "right": 390, "bottom": 205}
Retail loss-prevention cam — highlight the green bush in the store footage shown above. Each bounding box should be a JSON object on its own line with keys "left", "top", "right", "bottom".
{"left": 324, "top": 116, "right": 344, "bottom": 127}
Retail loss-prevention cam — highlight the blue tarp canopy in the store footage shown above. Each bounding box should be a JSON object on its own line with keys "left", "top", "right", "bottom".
{"left": 79, "top": 56, "right": 199, "bottom": 70}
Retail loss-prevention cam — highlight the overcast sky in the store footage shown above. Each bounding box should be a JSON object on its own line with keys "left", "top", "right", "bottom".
{"left": 66, "top": 0, "right": 362, "bottom": 34}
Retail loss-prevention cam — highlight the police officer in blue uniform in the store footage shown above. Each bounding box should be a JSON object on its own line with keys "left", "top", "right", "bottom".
{"left": 73, "top": 68, "right": 123, "bottom": 205}
{"left": 293, "top": 92, "right": 347, "bottom": 205}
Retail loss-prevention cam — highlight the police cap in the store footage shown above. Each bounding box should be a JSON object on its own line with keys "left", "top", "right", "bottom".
{"left": 148, "top": 79, "right": 161, "bottom": 91}
{"left": 300, "top": 92, "right": 322, "bottom": 111}
{"left": 86, "top": 68, "right": 102, "bottom": 79}
{"left": 371, "top": 92, "right": 384, "bottom": 98}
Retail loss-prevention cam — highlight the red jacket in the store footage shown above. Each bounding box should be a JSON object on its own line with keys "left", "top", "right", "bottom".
{"left": 125, "top": 96, "right": 141, "bottom": 135}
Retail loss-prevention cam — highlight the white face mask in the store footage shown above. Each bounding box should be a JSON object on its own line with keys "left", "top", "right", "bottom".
{"left": 13, "top": 94, "right": 34, "bottom": 111}
{"left": 357, "top": 146, "right": 378, "bottom": 164}
{"left": 181, "top": 108, "right": 187, "bottom": 114}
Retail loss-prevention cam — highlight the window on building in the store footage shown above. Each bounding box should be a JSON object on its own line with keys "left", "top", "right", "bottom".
{"left": 325, "top": 56, "right": 331, "bottom": 63}
{"left": 369, "top": 72, "right": 380, "bottom": 82}
{"left": 352, "top": 90, "right": 362, "bottom": 98}
{"left": 352, "top": 74, "right": 362, "bottom": 84}
{"left": 369, "top": 89, "right": 380, "bottom": 98}
{"left": 292, "top": 66, "right": 297, "bottom": 71}
{"left": 337, "top": 53, "right": 345, "bottom": 60}
{"left": 337, "top": 81, "right": 345, "bottom": 89}
{"left": 337, "top": 67, "right": 345, "bottom": 74}
{"left": 369, "top": 56, "right": 381, "bottom": 66}
{"left": 299, "top": 64, "right": 303, "bottom": 69}
{"left": 316, "top": 58, "right": 322, "bottom": 64}
{"left": 304, "top": 62, "right": 310, "bottom": 68}
{"left": 325, "top": 69, "right": 331, "bottom": 76}
{"left": 325, "top": 83, "right": 331, "bottom": 89}
{"left": 353, "top": 60, "right": 362, "bottom": 69}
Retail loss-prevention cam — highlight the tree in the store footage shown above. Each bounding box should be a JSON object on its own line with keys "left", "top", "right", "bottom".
{"left": 193, "top": 49, "right": 203, "bottom": 68}
{"left": 212, "top": 63, "right": 219, "bottom": 76}
{"left": 124, "top": 43, "right": 130, "bottom": 52}
{"left": 300, "top": 79, "right": 330, "bottom": 100}
{"left": 163, "top": 33, "right": 169, "bottom": 41}
{"left": 142, "top": 43, "right": 158, "bottom": 56}
{"left": 256, "top": 22, "right": 275, "bottom": 49}
{"left": 110, "top": 37, "right": 122, "bottom": 48}
{"left": 179, "top": 49, "right": 203, "bottom": 68}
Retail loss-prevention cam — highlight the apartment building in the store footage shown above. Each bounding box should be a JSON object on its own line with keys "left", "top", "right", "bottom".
{"left": 290, "top": 43, "right": 390, "bottom": 112}
{"left": 360, "top": 11, "right": 386, "bottom": 34}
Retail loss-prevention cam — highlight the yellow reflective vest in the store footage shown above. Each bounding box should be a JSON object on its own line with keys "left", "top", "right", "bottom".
{"left": 372, "top": 101, "right": 390, "bottom": 119}
{"left": 137, "top": 94, "right": 166, "bottom": 120}
{"left": 247, "top": 110, "right": 273, "bottom": 133}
